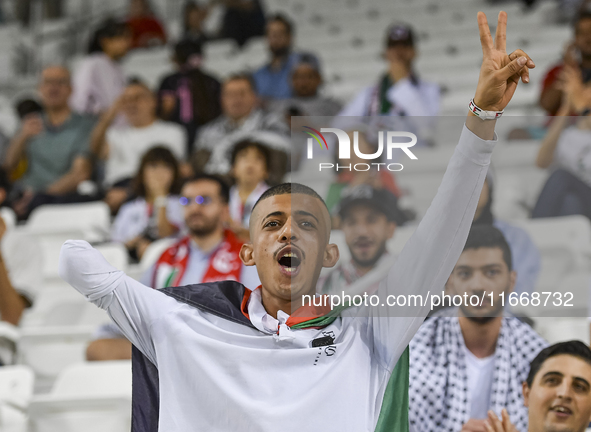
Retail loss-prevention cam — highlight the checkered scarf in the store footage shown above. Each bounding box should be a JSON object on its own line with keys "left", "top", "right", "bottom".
{"left": 409, "top": 317, "right": 547, "bottom": 432}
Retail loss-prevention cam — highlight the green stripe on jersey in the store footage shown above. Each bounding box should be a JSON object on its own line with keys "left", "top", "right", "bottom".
{"left": 374, "top": 347, "right": 410, "bottom": 432}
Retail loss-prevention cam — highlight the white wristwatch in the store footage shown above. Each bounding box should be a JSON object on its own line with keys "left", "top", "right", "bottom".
{"left": 469, "top": 98, "right": 504, "bottom": 120}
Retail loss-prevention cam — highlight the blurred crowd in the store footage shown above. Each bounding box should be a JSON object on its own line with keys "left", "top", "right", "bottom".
{"left": 0, "top": 0, "right": 591, "bottom": 431}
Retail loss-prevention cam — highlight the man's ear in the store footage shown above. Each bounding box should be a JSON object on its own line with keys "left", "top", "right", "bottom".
{"left": 240, "top": 243, "right": 256, "bottom": 266}
{"left": 323, "top": 243, "right": 340, "bottom": 268}
{"left": 522, "top": 382, "right": 530, "bottom": 407}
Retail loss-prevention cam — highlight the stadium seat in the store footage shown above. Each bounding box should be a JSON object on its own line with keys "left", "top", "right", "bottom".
{"left": 20, "top": 282, "right": 111, "bottom": 328}
{"left": 26, "top": 202, "right": 111, "bottom": 243}
{"left": 534, "top": 316, "right": 590, "bottom": 346}
{"left": 0, "top": 321, "right": 19, "bottom": 366}
{"left": 17, "top": 326, "right": 98, "bottom": 393}
{"left": 0, "top": 365, "right": 34, "bottom": 432}
{"left": 28, "top": 361, "right": 132, "bottom": 432}
{"left": 33, "top": 239, "right": 128, "bottom": 284}
{"left": 126, "top": 236, "right": 177, "bottom": 281}
{"left": 513, "top": 216, "right": 591, "bottom": 293}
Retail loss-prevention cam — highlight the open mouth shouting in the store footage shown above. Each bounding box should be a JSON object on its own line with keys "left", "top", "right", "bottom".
{"left": 550, "top": 405, "right": 573, "bottom": 419}
{"left": 276, "top": 246, "right": 303, "bottom": 277}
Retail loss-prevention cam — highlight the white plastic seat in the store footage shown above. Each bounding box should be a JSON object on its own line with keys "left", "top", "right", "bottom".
{"left": 29, "top": 361, "right": 132, "bottom": 432}
{"left": 34, "top": 238, "right": 128, "bottom": 283}
{"left": 16, "top": 326, "right": 97, "bottom": 393}
{"left": 127, "top": 236, "right": 177, "bottom": 281}
{"left": 0, "top": 365, "right": 34, "bottom": 432}
{"left": 20, "top": 282, "right": 111, "bottom": 328}
{"left": 26, "top": 202, "right": 111, "bottom": 242}
{"left": 0, "top": 322, "right": 19, "bottom": 366}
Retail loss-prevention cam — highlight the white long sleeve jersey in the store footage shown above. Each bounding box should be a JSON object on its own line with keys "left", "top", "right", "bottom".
{"left": 59, "top": 125, "right": 495, "bottom": 432}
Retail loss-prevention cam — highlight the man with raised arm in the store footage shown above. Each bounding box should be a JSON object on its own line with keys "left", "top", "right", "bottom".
{"left": 58, "top": 12, "right": 535, "bottom": 431}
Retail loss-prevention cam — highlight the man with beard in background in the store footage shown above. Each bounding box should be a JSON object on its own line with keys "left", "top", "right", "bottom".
{"left": 409, "top": 225, "right": 547, "bottom": 432}
{"left": 317, "top": 185, "right": 405, "bottom": 295}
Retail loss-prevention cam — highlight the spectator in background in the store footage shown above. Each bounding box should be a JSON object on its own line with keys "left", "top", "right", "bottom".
{"left": 318, "top": 185, "right": 405, "bottom": 295}
{"left": 183, "top": 2, "right": 209, "bottom": 44}
{"left": 3, "top": 66, "right": 95, "bottom": 219}
{"left": 86, "top": 174, "right": 260, "bottom": 361}
{"left": 540, "top": 11, "right": 591, "bottom": 116}
{"left": 90, "top": 79, "right": 187, "bottom": 214}
{"left": 533, "top": 65, "right": 591, "bottom": 220}
{"left": 70, "top": 19, "right": 131, "bottom": 117}
{"left": 491, "top": 341, "right": 591, "bottom": 432}
{"left": 409, "top": 225, "right": 547, "bottom": 432}
{"left": 111, "top": 147, "right": 184, "bottom": 261}
{"left": 474, "top": 173, "right": 541, "bottom": 294}
{"left": 269, "top": 53, "right": 342, "bottom": 121}
{"left": 253, "top": 14, "right": 302, "bottom": 100}
{"left": 193, "top": 73, "right": 289, "bottom": 181}
{"left": 324, "top": 130, "right": 402, "bottom": 216}
{"left": 157, "top": 39, "right": 221, "bottom": 153}
{"left": 338, "top": 23, "right": 440, "bottom": 144}
{"left": 220, "top": 0, "right": 266, "bottom": 48}
{"left": 228, "top": 140, "right": 270, "bottom": 240}
{"left": 126, "top": 0, "right": 167, "bottom": 49}
{"left": 0, "top": 99, "right": 37, "bottom": 169}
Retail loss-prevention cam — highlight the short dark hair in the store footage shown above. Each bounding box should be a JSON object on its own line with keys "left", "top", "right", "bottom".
{"left": 127, "top": 76, "right": 152, "bottom": 92}
{"left": 268, "top": 13, "right": 293, "bottom": 36}
{"left": 133, "top": 146, "right": 182, "bottom": 198}
{"left": 230, "top": 140, "right": 271, "bottom": 171}
{"left": 89, "top": 19, "right": 129, "bottom": 54}
{"left": 183, "top": 174, "right": 230, "bottom": 204}
{"left": 463, "top": 225, "right": 512, "bottom": 271}
{"left": 224, "top": 73, "right": 256, "bottom": 92}
{"left": 173, "top": 39, "right": 203, "bottom": 66}
{"left": 251, "top": 182, "right": 326, "bottom": 213}
{"left": 575, "top": 10, "right": 591, "bottom": 31}
{"left": 526, "top": 341, "right": 591, "bottom": 387}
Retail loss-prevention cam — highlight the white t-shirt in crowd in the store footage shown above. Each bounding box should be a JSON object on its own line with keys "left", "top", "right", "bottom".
{"left": 111, "top": 196, "right": 185, "bottom": 244}
{"left": 462, "top": 345, "right": 495, "bottom": 420}
{"left": 70, "top": 53, "right": 126, "bottom": 117}
{"left": 104, "top": 120, "right": 187, "bottom": 187}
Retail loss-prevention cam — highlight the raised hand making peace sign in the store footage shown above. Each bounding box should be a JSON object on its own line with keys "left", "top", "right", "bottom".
{"left": 473, "top": 11, "right": 535, "bottom": 112}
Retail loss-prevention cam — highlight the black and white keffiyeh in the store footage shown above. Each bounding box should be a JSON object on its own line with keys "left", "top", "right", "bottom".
{"left": 409, "top": 316, "right": 547, "bottom": 432}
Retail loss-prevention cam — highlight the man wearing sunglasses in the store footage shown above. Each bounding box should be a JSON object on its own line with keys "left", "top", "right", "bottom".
{"left": 85, "top": 173, "right": 260, "bottom": 361}
{"left": 146, "top": 174, "right": 261, "bottom": 290}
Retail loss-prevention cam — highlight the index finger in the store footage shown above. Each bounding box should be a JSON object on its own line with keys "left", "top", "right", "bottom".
{"left": 501, "top": 409, "right": 514, "bottom": 432}
{"left": 477, "top": 12, "right": 494, "bottom": 55}
{"left": 494, "top": 11, "right": 507, "bottom": 52}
